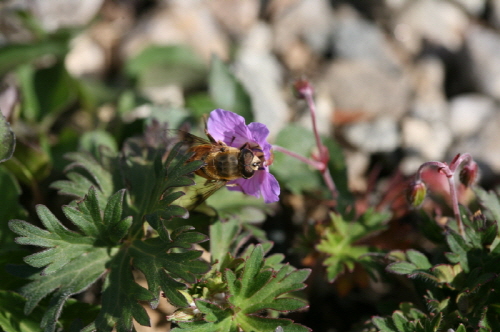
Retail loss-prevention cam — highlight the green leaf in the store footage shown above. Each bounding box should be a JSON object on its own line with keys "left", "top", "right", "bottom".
{"left": 126, "top": 45, "right": 207, "bottom": 90}
{"left": 210, "top": 218, "right": 241, "bottom": 269}
{"left": 272, "top": 125, "right": 322, "bottom": 194}
{"left": 228, "top": 245, "right": 310, "bottom": 330}
{"left": 9, "top": 204, "right": 95, "bottom": 275}
{"left": 9, "top": 182, "right": 136, "bottom": 332}
{"left": 392, "top": 312, "right": 410, "bottom": 331}
{"left": 0, "top": 167, "right": 26, "bottom": 250}
{"left": 0, "top": 290, "right": 44, "bottom": 332}
{"left": 446, "top": 229, "right": 471, "bottom": 272}
{"left": 0, "top": 112, "right": 15, "bottom": 163}
{"left": 475, "top": 187, "right": 500, "bottom": 225}
{"left": 130, "top": 233, "right": 210, "bottom": 308}
{"left": 35, "top": 61, "right": 77, "bottom": 123}
{"left": 79, "top": 130, "right": 118, "bottom": 158}
{"left": 142, "top": 142, "right": 203, "bottom": 241}
{"left": 3, "top": 139, "right": 51, "bottom": 186}
{"left": 209, "top": 55, "right": 253, "bottom": 121}
{"left": 95, "top": 249, "right": 154, "bottom": 332}
{"left": 323, "top": 136, "right": 353, "bottom": 206}
{"left": 0, "top": 39, "right": 68, "bottom": 76}
{"left": 19, "top": 247, "right": 112, "bottom": 332}
{"left": 172, "top": 245, "right": 311, "bottom": 332}
{"left": 406, "top": 250, "right": 432, "bottom": 269}
{"left": 372, "top": 316, "right": 398, "bottom": 332}
{"left": 316, "top": 210, "right": 389, "bottom": 281}
{"left": 387, "top": 261, "right": 417, "bottom": 275}
{"left": 51, "top": 152, "right": 115, "bottom": 208}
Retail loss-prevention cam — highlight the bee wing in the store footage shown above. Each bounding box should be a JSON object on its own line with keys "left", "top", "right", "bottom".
{"left": 167, "top": 129, "right": 212, "bottom": 146}
{"left": 184, "top": 179, "right": 227, "bottom": 210}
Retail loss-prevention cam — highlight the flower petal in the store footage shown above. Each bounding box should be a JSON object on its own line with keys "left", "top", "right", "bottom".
{"left": 248, "top": 122, "right": 272, "bottom": 160}
{"left": 227, "top": 170, "right": 280, "bottom": 203}
{"left": 259, "top": 171, "right": 280, "bottom": 203}
{"left": 207, "top": 109, "right": 255, "bottom": 148}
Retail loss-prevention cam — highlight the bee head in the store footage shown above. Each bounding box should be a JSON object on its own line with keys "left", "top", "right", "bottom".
{"left": 239, "top": 148, "right": 261, "bottom": 179}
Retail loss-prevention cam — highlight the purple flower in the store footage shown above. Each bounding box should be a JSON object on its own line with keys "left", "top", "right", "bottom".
{"left": 207, "top": 109, "right": 280, "bottom": 203}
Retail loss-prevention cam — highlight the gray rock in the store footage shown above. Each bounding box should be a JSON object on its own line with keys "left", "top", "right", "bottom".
{"left": 233, "top": 23, "right": 289, "bottom": 138}
{"left": 466, "top": 24, "right": 500, "bottom": 100}
{"left": 321, "top": 59, "right": 411, "bottom": 119}
{"left": 343, "top": 116, "right": 400, "bottom": 153}
{"left": 401, "top": 117, "right": 452, "bottom": 161}
{"left": 454, "top": 0, "right": 486, "bottom": 16}
{"left": 207, "top": 0, "right": 260, "bottom": 37}
{"left": 332, "top": 6, "right": 404, "bottom": 72}
{"left": 270, "top": 0, "right": 334, "bottom": 70}
{"left": 31, "top": 0, "right": 104, "bottom": 32}
{"left": 121, "top": 0, "right": 229, "bottom": 63}
{"left": 450, "top": 111, "right": 500, "bottom": 173}
{"left": 408, "top": 57, "right": 448, "bottom": 122}
{"left": 449, "top": 94, "right": 496, "bottom": 138}
{"left": 489, "top": 0, "right": 500, "bottom": 29}
{"left": 65, "top": 33, "right": 107, "bottom": 80}
{"left": 394, "top": 0, "right": 469, "bottom": 53}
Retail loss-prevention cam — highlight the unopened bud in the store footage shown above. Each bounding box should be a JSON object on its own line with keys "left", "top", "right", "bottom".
{"left": 459, "top": 161, "right": 478, "bottom": 187}
{"left": 407, "top": 180, "right": 427, "bottom": 207}
{"left": 293, "top": 78, "right": 313, "bottom": 99}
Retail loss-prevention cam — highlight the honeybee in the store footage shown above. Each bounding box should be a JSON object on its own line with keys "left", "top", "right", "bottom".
{"left": 176, "top": 130, "right": 266, "bottom": 208}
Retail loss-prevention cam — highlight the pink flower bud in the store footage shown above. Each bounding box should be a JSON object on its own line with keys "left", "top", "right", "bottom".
{"left": 407, "top": 180, "right": 427, "bottom": 207}
{"left": 459, "top": 161, "right": 478, "bottom": 187}
{"left": 293, "top": 79, "right": 314, "bottom": 99}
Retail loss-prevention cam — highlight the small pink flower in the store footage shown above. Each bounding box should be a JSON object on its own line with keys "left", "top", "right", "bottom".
{"left": 207, "top": 109, "right": 280, "bottom": 203}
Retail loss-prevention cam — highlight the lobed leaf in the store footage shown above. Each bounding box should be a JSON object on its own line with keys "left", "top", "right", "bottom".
{"left": 18, "top": 247, "right": 112, "bottom": 331}
{"left": 131, "top": 236, "right": 210, "bottom": 308}
{"left": 95, "top": 249, "right": 155, "bottom": 332}
{"left": 0, "top": 112, "right": 15, "bottom": 163}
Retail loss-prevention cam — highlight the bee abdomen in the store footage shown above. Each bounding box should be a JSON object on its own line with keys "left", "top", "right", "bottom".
{"left": 214, "top": 153, "right": 239, "bottom": 179}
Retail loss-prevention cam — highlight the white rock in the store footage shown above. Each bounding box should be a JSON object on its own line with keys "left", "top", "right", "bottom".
{"left": 344, "top": 150, "right": 370, "bottom": 191}
{"left": 321, "top": 60, "right": 410, "bottom": 119}
{"left": 332, "top": 6, "right": 403, "bottom": 71}
{"left": 31, "top": 0, "right": 104, "bottom": 32}
{"left": 450, "top": 112, "right": 500, "bottom": 173}
{"left": 343, "top": 117, "right": 400, "bottom": 153}
{"left": 121, "top": 1, "right": 229, "bottom": 63}
{"left": 409, "top": 57, "right": 448, "bottom": 122}
{"left": 296, "top": 87, "right": 335, "bottom": 137}
{"left": 466, "top": 24, "right": 500, "bottom": 99}
{"left": 65, "top": 33, "right": 106, "bottom": 80}
{"left": 394, "top": 0, "right": 469, "bottom": 53}
{"left": 207, "top": 0, "right": 260, "bottom": 36}
{"left": 402, "top": 117, "right": 452, "bottom": 160}
{"left": 233, "top": 23, "right": 289, "bottom": 138}
{"left": 453, "top": 0, "right": 486, "bottom": 16}
{"left": 270, "top": 0, "right": 334, "bottom": 70}
{"left": 449, "top": 94, "right": 496, "bottom": 138}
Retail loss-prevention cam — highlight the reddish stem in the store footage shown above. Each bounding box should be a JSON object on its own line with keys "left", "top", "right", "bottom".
{"left": 416, "top": 159, "right": 465, "bottom": 237}
{"left": 293, "top": 79, "right": 338, "bottom": 199}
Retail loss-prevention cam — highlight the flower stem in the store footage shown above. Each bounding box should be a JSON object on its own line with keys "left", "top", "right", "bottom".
{"left": 292, "top": 79, "right": 338, "bottom": 200}
{"left": 416, "top": 160, "right": 464, "bottom": 237}
{"left": 272, "top": 145, "right": 324, "bottom": 170}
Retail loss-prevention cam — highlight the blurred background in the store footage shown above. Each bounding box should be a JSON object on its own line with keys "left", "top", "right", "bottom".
{"left": 3, "top": 0, "right": 500, "bottom": 193}
{"left": 2, "top": 0, "right": 500, "bottom": 331}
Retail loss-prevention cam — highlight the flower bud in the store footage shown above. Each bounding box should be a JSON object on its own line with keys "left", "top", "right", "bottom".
{"left": 406, "top": 180, "right": 427, "bottom": 207}
{"left": 293, "top": 78, "right": 314, "bottom": 99}
{"left": 459, "top": 161, "right": 478, "bottom": 187}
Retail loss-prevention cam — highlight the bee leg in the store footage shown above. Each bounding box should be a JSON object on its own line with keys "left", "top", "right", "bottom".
{"left": 239, "top": 142, "right": 251, "bottom": 150}
{"left": 205, "top": 130, "right": 228, "bottom": 147}
{"left": 205, "top": 129, "right": 217, "bottom": 143}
